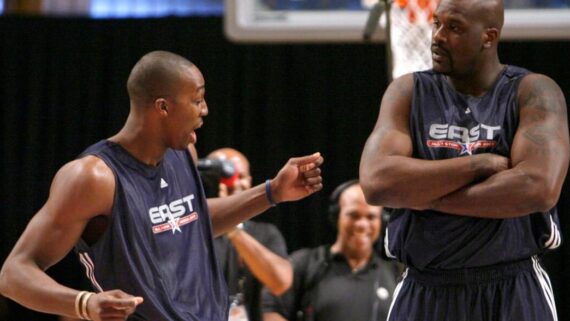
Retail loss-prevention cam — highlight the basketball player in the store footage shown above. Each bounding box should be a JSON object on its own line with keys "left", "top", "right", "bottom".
{"left": 359, "top": 0, "right": 569, "bottom": 320}
{"left": 0, "top": 51, "right": 324, "bottom": 321}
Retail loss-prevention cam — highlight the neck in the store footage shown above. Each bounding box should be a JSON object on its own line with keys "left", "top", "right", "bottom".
{"left": 109, "top": 111, "right": 166, "bottom": 166}
{"left": 448, "top": 56, "right": 503, "bottom": 97}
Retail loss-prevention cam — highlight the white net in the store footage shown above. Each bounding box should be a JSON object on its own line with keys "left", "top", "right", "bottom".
{"left": 388, "top": 0, "right": 438, "bottom": 79}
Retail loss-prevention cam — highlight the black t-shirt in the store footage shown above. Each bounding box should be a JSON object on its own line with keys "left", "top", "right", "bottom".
{"left": 215, "top": 221, "right": 288, "bottom": 321}
{"left": 262, "top": 245, "right": 400, "bottom": 321}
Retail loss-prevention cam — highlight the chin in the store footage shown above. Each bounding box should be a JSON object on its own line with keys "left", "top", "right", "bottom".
{"left": 431, "top": 58, "right": 451, "bottom": 71}
{"left": 170, "top": 141, "right": 190, "bottom": 151}
{"left": 350, "top": 241, "right": 372, "bottom": 252}
{"left": 432, "top": 65, "right": 450, "bottom": 75}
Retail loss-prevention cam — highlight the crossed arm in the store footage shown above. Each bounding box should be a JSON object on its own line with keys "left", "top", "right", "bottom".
{"left": 360, "top": 73, "right": 569, "bottom": 218}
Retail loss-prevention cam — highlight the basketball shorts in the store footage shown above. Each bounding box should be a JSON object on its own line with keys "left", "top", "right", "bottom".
{"left": 387, "top": 256, "right": 557, "bottom": 321}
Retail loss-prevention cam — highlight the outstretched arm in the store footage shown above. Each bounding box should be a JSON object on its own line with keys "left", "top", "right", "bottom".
{"left": 0, "top": 157, "right": 143, "bottom": 320}
{"left": 226, "top": 228, "right": 292, "bottom": 295}
{"left": 359, "top": 75, "right": 508, "bottom": 208}
{"left": 432, "top": 74, "right": 570, "bottom": 218}
{"left": 208, "top": 153, "right": 324, "bottom": 236}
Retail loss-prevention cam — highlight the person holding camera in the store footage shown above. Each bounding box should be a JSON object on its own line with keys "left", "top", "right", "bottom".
{"left": 261, "top": 180, "right": 399, "bottom": 321}
{"left": 203, "top": 148, "right": 292, "bottom": 321}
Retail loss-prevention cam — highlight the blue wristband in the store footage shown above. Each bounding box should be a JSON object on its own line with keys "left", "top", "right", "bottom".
{"left": 265, "top": 179, "right": 277, "bottom": 207}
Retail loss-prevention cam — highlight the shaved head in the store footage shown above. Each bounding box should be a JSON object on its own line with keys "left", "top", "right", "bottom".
{"left": 432, "top": 0, "right": 504, "bottom": 78}
{"left": 476, "top": 0, "right": 504, "bottom": 31}
{"left": 127, "top": 51, "right": 195, "bottom": 106}
{"left": 438, "top": 0, "right": 504, "bottom": 30}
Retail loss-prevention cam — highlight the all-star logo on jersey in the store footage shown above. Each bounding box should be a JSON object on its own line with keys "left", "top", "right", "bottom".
{"left": 148, "top": 194, "right": 198, "bottom": 234}
{"left": 427, "top": 123, "right": 501, "bottom": 155}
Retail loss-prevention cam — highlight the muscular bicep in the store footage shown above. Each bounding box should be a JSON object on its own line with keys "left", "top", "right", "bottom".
{"left": 365, "top": 74, "right": 414, "bottom": 159}
{"left": 8, "top": 157, "right": 115, "bottom": 270}
{"left": 512, "top": 74, "right": 569, "bottom": 201}
{"left": 360, "top": 75, "right": 414, "bottom": 203}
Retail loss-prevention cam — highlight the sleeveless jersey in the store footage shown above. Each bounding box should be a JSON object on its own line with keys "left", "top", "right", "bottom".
{"left": 75, "top": 140, "right": 228, "bottom": 321}
{"left": 386, "top": 66, "right": 562, "bottom": 270}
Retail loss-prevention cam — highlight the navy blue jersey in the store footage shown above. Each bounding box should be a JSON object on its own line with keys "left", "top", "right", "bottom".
{"left": 386, "top": 66, "right": 562, "bottom": 270}
{"left": 75, "top": 140, "right": 228, "bottom": 321}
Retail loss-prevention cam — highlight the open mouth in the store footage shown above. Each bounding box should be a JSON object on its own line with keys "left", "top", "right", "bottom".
{"left": 189, "top": 121, "right": 203, "bottom": 144}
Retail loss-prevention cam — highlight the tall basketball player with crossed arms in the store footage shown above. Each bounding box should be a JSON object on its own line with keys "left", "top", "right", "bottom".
{"left": 360, "top": 0, "right": 569, "bottom": 320}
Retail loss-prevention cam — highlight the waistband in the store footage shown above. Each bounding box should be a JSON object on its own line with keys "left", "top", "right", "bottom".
{"left": 405, "top": 257, "right": 537, "bottom": 286}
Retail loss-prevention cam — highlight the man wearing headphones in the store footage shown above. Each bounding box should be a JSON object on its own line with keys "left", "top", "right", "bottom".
{"left": 262, "top": 180, "right": 399, "bottom": 321}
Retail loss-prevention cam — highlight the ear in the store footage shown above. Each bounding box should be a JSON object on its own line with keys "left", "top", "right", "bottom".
{"left": 154, "top": 98, "right": 168, "bottom": 115}
{"left": 483, "top": 27, "right": 499, "bottom": 48}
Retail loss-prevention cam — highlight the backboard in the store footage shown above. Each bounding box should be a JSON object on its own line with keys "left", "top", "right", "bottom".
{"left": 224, "top": 0, "right": 570, "bottom": 42}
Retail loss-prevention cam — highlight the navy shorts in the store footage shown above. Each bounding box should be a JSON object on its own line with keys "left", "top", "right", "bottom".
{"left": 387, "top": 256, "right": 557, "bottom": 321}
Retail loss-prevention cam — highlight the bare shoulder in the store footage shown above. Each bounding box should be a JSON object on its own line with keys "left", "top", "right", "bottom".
{"left": 513, "top": 73, "right": 569, "bottom": 156}
{"left": 519, "top": 73, "right": 560, "bottom": 89}
{"left": 47, "top": 155, "right": 115, "bottom": 220}
{"left": 384, "top": 73, "right": 414, "bottom": 101}
{"left": 54, "top": 156, "right": 114, "bottom": 191}
{"left": 518, "top": 73, "right": 567, "bottom": 114}
{"left": 376, "top": 73, "right": 415, "bottom": 128}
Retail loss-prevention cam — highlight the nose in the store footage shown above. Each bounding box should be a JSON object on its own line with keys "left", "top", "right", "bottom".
{"left": 201, "top": 100, "right": 208, "bottom": 116}
{"left": 432, "top": 25, "right": 446, "bottom": 44}
{"left": 353, "top": 216, "right": 369, "bottom": 231}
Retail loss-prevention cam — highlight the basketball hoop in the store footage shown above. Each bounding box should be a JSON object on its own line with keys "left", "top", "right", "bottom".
{"left": 389, "top": 0, "right": 438, "bottom": 79}
{"left": 395, "top": 0, "right": 437, "bottom": 23}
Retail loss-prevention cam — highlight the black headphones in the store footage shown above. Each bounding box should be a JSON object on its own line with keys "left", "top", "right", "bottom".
{"left": 327, "top": 179, "right": 360, "bottom": 227}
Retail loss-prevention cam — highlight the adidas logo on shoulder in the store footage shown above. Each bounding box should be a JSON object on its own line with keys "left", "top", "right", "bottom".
{"left": 160, "top": 178, "right": 169, "bottom": 189}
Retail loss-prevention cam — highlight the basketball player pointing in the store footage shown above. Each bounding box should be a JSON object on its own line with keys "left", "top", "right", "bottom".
{"left": 0, "top": 51, "right": 324, "bottom": 321}
{"left": 360, "top": 0, "right": 569, "bottom": 320}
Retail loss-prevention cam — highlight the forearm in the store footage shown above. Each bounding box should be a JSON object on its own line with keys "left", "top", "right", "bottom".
{"left": 360, "top": 154, "right": 495, "bottom": 208}
{"left": 209, "top": 183, "right": 273, "bottom": 236}
{"left": 0, "top": 259, "right": 80, "bottom": 318}
{"left": 433, "top": 167, "right": 558, "bottom": 218}
{"left": 229, "top": 231, "right": 293, "bottom": 295}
